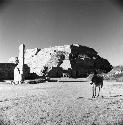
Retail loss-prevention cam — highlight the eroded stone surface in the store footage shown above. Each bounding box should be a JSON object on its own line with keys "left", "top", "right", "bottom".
{"left": 10, "top": 44, "right": 112, "bottom": 78}
{"left": 14, "top": 44, "right": 25, "bottom": 84}
{"left": 24, "top": 45, "right": 71, "bottom": 76}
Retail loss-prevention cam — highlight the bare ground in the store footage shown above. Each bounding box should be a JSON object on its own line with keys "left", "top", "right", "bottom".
{"left": 0, "top": 78, "right": 123, "bottom": 125}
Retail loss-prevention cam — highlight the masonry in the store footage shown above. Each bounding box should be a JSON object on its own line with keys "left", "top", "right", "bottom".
{"left": 0, "top": 63, "right": 16, "bottom": 80}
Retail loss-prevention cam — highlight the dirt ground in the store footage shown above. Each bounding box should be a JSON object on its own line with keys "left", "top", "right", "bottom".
{"left": 0, "top": 78, "right": 123, "bottom": 125}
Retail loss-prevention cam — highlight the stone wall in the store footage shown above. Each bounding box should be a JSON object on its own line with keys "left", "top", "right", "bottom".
{"left": 0, "top": 63, "right": 16, "bottom": 80}
{"left": 0, "top": 63, "right": 34, "bottom": 80}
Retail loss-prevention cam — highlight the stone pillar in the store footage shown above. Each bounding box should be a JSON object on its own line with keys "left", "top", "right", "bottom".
{"left": 14, "top": 44, "right": 25, "bottom": 84}
{"left": 18, "top": 44, "right": 25, "bottom": 81}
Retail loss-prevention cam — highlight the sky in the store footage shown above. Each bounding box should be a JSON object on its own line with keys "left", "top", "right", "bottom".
{"left": 0, "top": 0, "right": 123, "bottom": 66}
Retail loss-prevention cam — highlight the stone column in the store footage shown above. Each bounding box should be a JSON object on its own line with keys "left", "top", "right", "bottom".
{"left": 14, "top": 44, "right": 25, "bottom": 84}
{"left": 18, "top": 44, "right": 25, "bottom": 81}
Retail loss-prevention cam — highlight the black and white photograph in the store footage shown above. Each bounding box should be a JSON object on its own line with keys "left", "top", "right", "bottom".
{"left": 0, "top": 0, "right": 123, "bottom": 124}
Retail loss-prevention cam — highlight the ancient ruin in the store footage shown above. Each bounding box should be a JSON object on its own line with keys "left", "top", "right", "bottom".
{"left": 14, "top": 44, "right": 25, "bottom": 84}
{"left": 14, "top": 44, "right": 112, "bottom": 78}
{"left": 0, "top": 43, "right": 112, "bottom": 83}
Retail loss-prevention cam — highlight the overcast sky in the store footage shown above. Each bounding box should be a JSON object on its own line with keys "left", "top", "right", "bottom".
{"left": 0, "top": 0, "right": 123, "bottom": 66}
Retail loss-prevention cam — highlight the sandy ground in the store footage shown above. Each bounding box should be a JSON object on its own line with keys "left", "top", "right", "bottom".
{"left": 0, "top": 79, "right": 123, "bottom": 124}
{"left": 0, "top": 79, "right": 122, "bottom": 100}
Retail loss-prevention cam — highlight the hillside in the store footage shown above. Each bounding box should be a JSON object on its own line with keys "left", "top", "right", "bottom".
{"left": 104, "top": 65, "right": 123, "bottom": 81}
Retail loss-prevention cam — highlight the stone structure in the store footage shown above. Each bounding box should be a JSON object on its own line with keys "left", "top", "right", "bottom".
{"left": 14, "top": 44, "right": 25, "bottom": 84}
{"left": 8, "top": 43, "right": 112, "bottom": 79}
{"left": 0, "top": 63, "right": 16, "bottom": 80}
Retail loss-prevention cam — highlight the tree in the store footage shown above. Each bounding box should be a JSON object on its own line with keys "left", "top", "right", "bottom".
{"left": 70, "top": 44, "right": 113, "bottom": 77}
{"left": 94, "top": 56, "right": 113, "bottom": 73}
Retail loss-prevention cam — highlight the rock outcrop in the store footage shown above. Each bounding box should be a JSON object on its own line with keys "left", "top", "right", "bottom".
{"left": 24, "top": 45, "right": 71, "bottom": 76}
{"left": 9, "top": 44, "right": 113, "bottom": 78}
